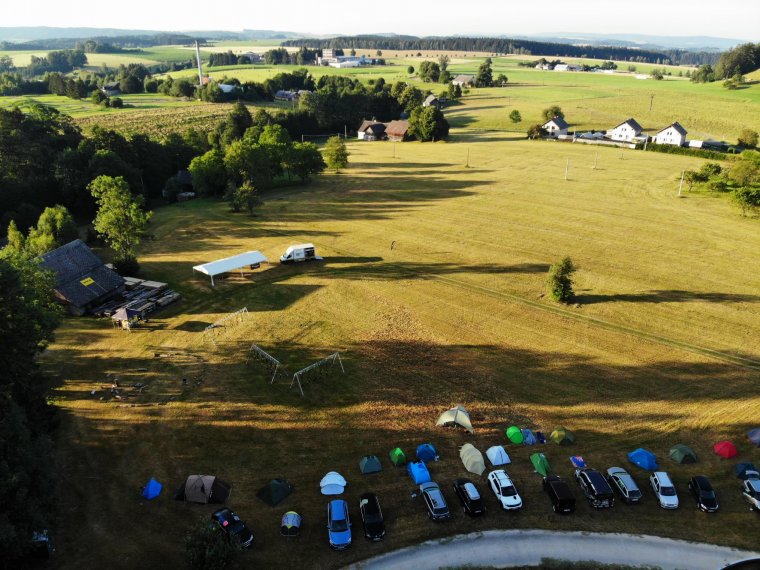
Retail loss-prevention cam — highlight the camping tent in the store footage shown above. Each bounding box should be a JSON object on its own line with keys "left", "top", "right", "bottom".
{"left": 256, "top": 479, "right": 293, "bottom": 507}
{"left": 747, "top": 428, "right": 760, "bottom": 447}
{"left": 735, "top": 462, "right": 759, "bottom": 480}
{"left": 280, "top": 511, "right": 302, "bottom": 536}
{"left": 506, "top": 426, "right": 524, "bottom": 444}
{"left": 521, "top": 429, "right": 536, "bottom": 445}
{"left": 628, "top": 448, "right": 658, "bottom": 471}
{"left": 530, "top": 453, "right": 551, "bottom": 476}
{"left": 174, "top": 475, "right": 231, "bottom": 504}
{"left": 192, "top": 250, "right": 268, "bottom": 286}
{"left": 714, "top": 440, "right": 738, "bottom": 459}
{"left": 389, "top": 447, "right": 406, "bottom": 466}
{"left": 486, "top": 446, "right": 511, "bottom": 466}
{"left": 112, "top": 307, "right": 141, "bottom": 322}
{"left": 550, "top": 427, "right": 575, "bottom": 446}
{"left": 669, "top": 444, "right": 697, "bottom": 464}
{"left": 570, "top": 456, "right": 586, "bottom": 469}
{"left": 459, "top": 444, "right": 486, "bottom": 476}
{"left": 436, "top": 405, "right": 474, "bottom": 433}
{"left": 407, "top": 461, "right": 431, "bottom": 484}
{"left": 416, "top": 443, "right": 438, "bottom": 463}
{"left": 141, "top": 478, "right": 162, "bottom": 500}
{"left": 320, "top": 471, "right": 347, "bottom": 495}
{"left": 359, "top": 455, "right": 383, "bottom": 474}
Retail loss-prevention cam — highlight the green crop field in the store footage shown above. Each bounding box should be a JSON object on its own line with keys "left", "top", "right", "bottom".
{"left": 44, "top": 128, "right": 760, "bottom": 569}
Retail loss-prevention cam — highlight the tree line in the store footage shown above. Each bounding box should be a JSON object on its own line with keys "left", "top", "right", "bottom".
{"left": 0, "top": 33, "right": 203, "bottom": 51}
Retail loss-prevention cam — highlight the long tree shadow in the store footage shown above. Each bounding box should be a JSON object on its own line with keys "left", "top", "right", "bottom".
{"left": 576, "top": 290, "right": 760, "bottom": 305}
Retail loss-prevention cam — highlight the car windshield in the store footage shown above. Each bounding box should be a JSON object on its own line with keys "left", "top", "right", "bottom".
{"left": 628, "top": 488, "right": 642, "bottom": 498}
{"left": 501, "top": 485, "right": 516, "bottom": 496}
{"left": 331, "top": 519, "right": 348, "bottom": 532}
{"left": 364, "top": 513, "right": 382, "bottom": 524}
{"left": 661, "top": 486, "right": 676, "bottom": 496}
{"left": 700, "top": 489, "right": 716, "bottom": 499}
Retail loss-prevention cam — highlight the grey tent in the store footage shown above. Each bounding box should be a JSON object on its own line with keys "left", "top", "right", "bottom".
{"left": 359, "top": 455, "right": 383, "bottom": 474}
{"left": 256, "top": 479, "right": 293, "bottom": 507}
{"left": 459, "top": 443, "right": 486, "bottom": 475}
{"left": 436, "top": 405, "right": 474, "bottom": 433}
{"left": 174, "top": 475, "right": 231, "bottom": 504}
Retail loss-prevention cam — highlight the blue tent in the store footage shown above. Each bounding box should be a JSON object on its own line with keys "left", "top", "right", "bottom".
{"left": 522, "top": 429, "right": 536, "bottom": 445}
{"left": 570, "top": 455, "right": 586, "bottom": 468}
{"left": 627, "top": 448, "right": 658, "bottom": 471}
{"left": 142, "top": 477, "right": 162, "bottom": 500}
{"left": 536, "top": 431, "right": 547, "bottom": 444}
{"left": 735, "top": 462, "right": 759, "bottom": 479}
{"left": 747, "top": 428, "right": 760, "bottom": 447}
{"left": 416, "top": 443, "right": 438, "bottom": 463}
{"left": 407, "top": 461, "right": 431, "bottom": 484}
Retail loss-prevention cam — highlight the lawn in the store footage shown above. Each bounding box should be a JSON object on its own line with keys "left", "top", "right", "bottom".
{"left": 44, "top": 134, "right": 760, "bottom": 569}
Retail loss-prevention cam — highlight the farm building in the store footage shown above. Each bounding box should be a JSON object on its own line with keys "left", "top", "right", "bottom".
{"left": 553, "top": 63, "right": 581, "bottom": 72}
{"left": 385, "top": 120, "right": 411, "bottom": 141}
{"left": 653, "top": 122, "right": 687, "bottom": 146}
{"left": 357, "top": 120, "right": 387, "bottom": 141}
{"left": 423, "top": 94, "right": 440, "bottom": 108}
{"left": 241, "top": 51, "right": 262, "bottom": 63}
{"left": 542, "top": 116, "right": 569, "bottom": 137}
{"left": 452, "top": 74, "right": 475, "bottom": 87}
{"left": 39, "top": 239, "right": 125, "bottom": 316}
{"left": 101, "top": 81, "right": 121, "bottom": 96}
{"left": 608, "top": 118, "right": 644, "bottom": 142}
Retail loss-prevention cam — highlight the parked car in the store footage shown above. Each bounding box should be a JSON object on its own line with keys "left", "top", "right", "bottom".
{"left": 543, "top": 475, "right": 576, "bottom": 514}
{"left": 359, "top": 493, "right": 386, "bottom": 540}
{"left": 211, "top": 507, "right": 254, "bottom": 549}
{"left": 688, "top": 476, "right": 719, "bottom": 513}
{"left": 420, "top": 481, "right": 451, "bottom": 521}
{"left": 487, "top": 470, "right": 523, "bottom": 511}
{"left": 575, "top": 468, "right": 615, "bottom": 508}
{"left": 327, "top": 499, "right": 352, "bottom": 550}
{"left": 453, "top": 478, "right": 486, "bottom": 516}
{"left": 741, "top": 478, "right": 760, "bottom": 511}
{"left": 606, "top": 466, "right": 643, "bottom": 504}
{"left": 649, "top": 471, "right": 679, "bottom": 509}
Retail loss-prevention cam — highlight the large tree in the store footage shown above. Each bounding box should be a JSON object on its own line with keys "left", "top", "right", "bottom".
{"left": 322, "top": 136, "right": 349, "bottom": 172}
{"left": 25, "top": 205, "right": 79, "bottom": 256}
{"left": 475, "top": 57, "right": 493, "bottom": 87}
{"left": 409, "top": 106, "right": 450, "bottom": 142}
{"left": 547, "top": 257, "right": 576, "bottom": 303}
{"left": 188, "top": 150, "right": 228, "bottom": 197}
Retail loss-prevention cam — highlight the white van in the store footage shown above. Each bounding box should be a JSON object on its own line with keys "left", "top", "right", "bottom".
{"left": 280, "top": 243, "right": 322, "bottom": 264}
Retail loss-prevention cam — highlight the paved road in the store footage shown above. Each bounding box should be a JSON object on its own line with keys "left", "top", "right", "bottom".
{"left": 346, "top": 529, "right": 760, "bottom": 570}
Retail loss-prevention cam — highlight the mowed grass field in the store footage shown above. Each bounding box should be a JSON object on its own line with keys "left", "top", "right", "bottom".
{"left": 44, "top": 136, "right": 760, "bottom": 569}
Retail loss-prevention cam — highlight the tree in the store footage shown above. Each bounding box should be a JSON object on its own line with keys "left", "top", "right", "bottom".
{"left": 25, "top": 205, "right": 79, "bottom": 256}
{"left": 232, "top": 182, "right": 258, "bottom": 214}
{"left": 89, "top": 176, "right": 151, "bottom": 270}
{"left": 509, "top": 109, "right": 522, "bottom": 124}
{"left": 407, "top": 65, "right": 415, "bottom": 75}
{"left": 683, "top": 170, "right": 705, "bottom": 191}
{"left": 418, "top": 60, "right": 441, "bottom": 83}
{"left": 323, "top": 136, "right": 349, "bottom": 172}
{"left": 738, "top": 129, "right": 759, "bottom": 148}
{"left": 496, "top": 73, "right": 508, "bottom": 86}
{"left": 188, "top": 150, "right": 227, "bottom": 196}
{"left": 542, "top": 105, "right": 564, "bottom": 121}
{"left": 447, "top": 83, "right": 462, "bottom": 99}
{"left": 398, "top": 84, "right": 425, "bottom": 112}
{"left": 547, "top": 257, "right": 576, "bottom": 303}
{"left": 527, "top": 124, "right": 547, "bottom": 139}
{"left": 627, "top": 65, "right": 637, "bottom": 72}
{"left": 690, "top": 64, "right": 715, "bottom": 83}
{"left": 224, "top": 139, "right": 274, "bottom": 188}
{"left": 409, "top": 106, "right": 450, "bottom": 142}
{"left": 728, "top": 160, "right": 759, "bottom": 187}
{"left": 289, "top": 142, "right": 326, "bottom": 181}
{"left": 4, "top": 220, "right": 26, "bottom": 253}
{"left": 475, "top": 57, "right": 493, "bottom": 87}
{"left": 732, "top": 185, "right": 760, "bottom": 216}
{"left": 650, "top": 68, "right": 664, "bottom": 80}
{"left": 185, "top": 518, "right": 238, "bottom": 570}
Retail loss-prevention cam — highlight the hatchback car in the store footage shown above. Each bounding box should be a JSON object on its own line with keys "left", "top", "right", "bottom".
{"left": 420, "top": 481, "right": 451, "bottom": 521}
{"left": 543, "top": 475, "right": 576, "bottom": 514}
{"left": 575, "top": 468, "right": 615, "bottom": 508}
{"left": 606, "top": 467, "right": 643, "bottom": 504}
{"left": 688, "top": 476, "right": 719, "bottom": 513}
{"left": 359, "top": 493, "right": 386, "bottom": 541}
{"left": 453, "top": 478, "right": 486, "bottom": 516}
{"left": 649, "top": 471, "right": 679, "bottom": 509}
{"left": 742, "top": 478, "right": 760, "bottom": 511}
{"left": 211, "top": 507, "right": 254, "bottom": 549}
{"left": 488, "top": 470, "right": 523, "bottom": 511}
{"left": 327, "top": 499, "right": 352, "bottom": 550}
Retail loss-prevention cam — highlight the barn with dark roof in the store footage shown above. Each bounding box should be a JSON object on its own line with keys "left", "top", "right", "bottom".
{"left": 39, "top": 239, "right": 125, "bottom": 315}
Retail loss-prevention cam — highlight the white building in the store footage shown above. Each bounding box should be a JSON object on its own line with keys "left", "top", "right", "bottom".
{"left": 608, "top": 118, "right": 644, "bottom": 142}
{"left": 653, "top": 122, "right": 687, "bottom": 146}
{"left": 542, "top": 116, "right": 569, "bottom": 137}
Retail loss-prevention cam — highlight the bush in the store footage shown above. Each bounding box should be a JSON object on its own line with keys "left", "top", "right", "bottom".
{"left": 638, "top": 143, "right": 728, "bottom": 161}
{"left": 547, "top": 257, "right": 576, "bottom": 303}
{"left": 185, "top": 518, "right": 238, "bottom": 570}
{"left": 113, "top": 256, "right": 140, "bottom": 277}
{"left": 110, "top": 97, "right": 124, "bottom": 109}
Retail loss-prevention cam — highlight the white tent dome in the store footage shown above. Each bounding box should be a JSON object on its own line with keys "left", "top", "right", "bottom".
{"left": 320, "top": 471, "right": 347, "bottom": 495}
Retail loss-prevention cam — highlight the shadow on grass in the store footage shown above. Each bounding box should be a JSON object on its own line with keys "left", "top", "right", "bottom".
{"left": 575, "top": 290, "right": 760, "bottom": 305}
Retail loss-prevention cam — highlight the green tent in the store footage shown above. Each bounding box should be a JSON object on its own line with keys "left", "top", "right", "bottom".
{"left": 506, "top": 426, "right": 524, "bottom": 444}
{"left": 256, "top": 478, "right": 293, "bottom": 507}
{"left": 550, "top": 427, "right": 575, "bottom": 446}
{"left": 530, "top": 453, "right": 551, "bottom": 476}
{"left": 359, "top": 455, "right": 383, "bottom": 474}
{"left": 669, "top": 444, "right": 697, "bottom": 464}
{"left": 389, "top": 447, "right": 406, "bottom": 466}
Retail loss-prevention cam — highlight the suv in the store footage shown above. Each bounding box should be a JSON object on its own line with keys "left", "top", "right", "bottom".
{"left": 606, "top": 467, "right": 643, "bottom": 504}
{"left": 453, "top": 478, "right": 486, "bottom": 516}
{"left": 420, "top": 481, "right": 451, "bottom": 521}
{"left": 688, "top": 476, "right": 719, "bottom": 513}
{"left": 575, "top": 468, "right": 614, "bottom": 508}
{"left": 543, "top": 475, "right": 576, "bottom": 513}
{"left": 742, "top": 478, "right": 760, "bottom": 511}
{"left": 327, "top": 499, "right": 352, "bottom": 550}
{"left": 359, "top": 493, "right": 386, "bottom": 540}
{"left": 487, "top": 470, "right": 523, "bottom": 511}
{"left": 649, "top": 471, "right": 679, "bottom": 509}
{"left": 211, "top": 508, "right": 254, "bottom": 549}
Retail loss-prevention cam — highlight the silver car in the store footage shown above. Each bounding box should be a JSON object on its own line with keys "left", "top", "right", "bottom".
{"left": 649, "top": 471, "right": 679, "bottom": 509}
{"left": 607, "top": 467, "right": 643, "bottom": 504}
{"left": 742, "top": 479, "right": 760, "bottom": 511}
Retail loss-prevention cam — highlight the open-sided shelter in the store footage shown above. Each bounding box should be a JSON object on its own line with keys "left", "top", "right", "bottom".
{"left": 407, "top": 461, "right": 431, "bottom": 484}
{"left": 530, "top": 453, "right": 551, "bottom": 476}
{"left": 436, "top": 405, "right": 474, "bottom": 433}
{"left": 389, "top": 447, "right": 406, "bottom": 466}
{"left": 628, "top": 448, "right": 658, "bottom": 471}
{"left": 714, "top": 440, "right": 738, "bottom": 459}
{"left": 320, "top": 471, "right": 347, "bottom": 495}
{"left": 174, "top": 475, "right": 231, "bottom": 504}
{"left": 506, "top": 426, "right": 524, "bottom": 444}
{"left": 486, "top": 446, "right": 511, "bottom": 466}
{"left": 193, "top": 250, "right": 268, "bottom": 286}
{"left": 256, "top": 478, "right": 293, "bottom": 507}
{"left": 550, "top": 427, "right": 575, "bottom": 446}
{"left": 416, "top": 443, "right": 438, "bottom": 463}
{"left": 459, "top": 444, "right": 486, "bottom": 476}
{"left": 359, "top": 455, "right": 382, "bottom": 474}
{"left": 669, "top": 444, "right": 697, "bottom": 464}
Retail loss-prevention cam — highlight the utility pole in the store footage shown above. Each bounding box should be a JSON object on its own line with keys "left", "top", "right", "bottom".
{"left": 465, "top": 148, "right": 470, "bottom": 168}
{"left": 593, "top": 151, "right": 598, "bottom": 170}
{"left": 678, "top": 170, "right": 685, "bottom": 196}
{"left": 344, "top": 125, "right": 347, "bottom": 140}
{"left": 649, "top": 94, "right": 654, "bottom": 112}
{"left": 565, "top": 158, "right": 570, "bottom": 180}
{"left": 194, "top": 41, "right": 203, "bottom": 88}
{"left": 393, "top": 141, "right": 396, "bottom": 159}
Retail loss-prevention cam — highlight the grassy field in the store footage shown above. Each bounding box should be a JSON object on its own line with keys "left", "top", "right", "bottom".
{"left": 44, "top": 133, "right": 760, "bottom": 569}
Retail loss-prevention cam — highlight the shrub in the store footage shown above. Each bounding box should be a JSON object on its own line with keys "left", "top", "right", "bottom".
{"left": 113, "top": 256, "right": 140, "bottom": 277}
{"left": 185, "top": 518, "right": 238, "bottom": 570}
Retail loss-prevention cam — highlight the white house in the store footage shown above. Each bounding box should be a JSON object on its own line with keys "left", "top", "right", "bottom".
{"left": 608, "top": 118, "right": 643, "bottom": 142}
{"left": 452, "top": 74, "right": 475, "bottom": 87}
{"left": 542, "top": 116, "right": 569, "bottom": 137}
{"left": 553, "top": 63, "right": 580, "bottom": 72}
{"left": 653, "top": 122, "right": 687, "bottom": 146}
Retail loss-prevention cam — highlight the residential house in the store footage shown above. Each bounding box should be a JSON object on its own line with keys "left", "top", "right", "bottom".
{"left": 39, "top": 239, "right": 125, "bottom": 316}
{"left": 241, "top": 51, "right": 262, "bottom": 64}
{"left": 423, "top": 94, "right": 440, "bottom": 108}
{"left": 102, "top": 81, "right": 121, "bottom": 96}
{"left": 275, "top": 90, "right": 298, "bottom": 101}
{"left": 608, "top": 118, "right": 644, "bottom": 142}
{"left": 357, "top": 120, "right": 387, "bottom": 141}
{"left": 385, "top": 120, "right": 411, "bottom": 141}
{"left": 653, "top": 122, "right": 687, "bottom": 146}
{"left": 542, "top": 116, "right": 569, "bottom": 137}
{"left": 452, "top": 74, "right": 475, "bottom": 87}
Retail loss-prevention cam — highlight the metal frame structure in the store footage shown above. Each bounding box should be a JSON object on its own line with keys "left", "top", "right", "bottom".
{"left": 290, "top": 352, "right": 345, "bottom": 396}
{"left": 246, "top": 343, "right": 283, "bottom": 383}
{"left": 202, "top": 307, "right": 248, "bottom": 345}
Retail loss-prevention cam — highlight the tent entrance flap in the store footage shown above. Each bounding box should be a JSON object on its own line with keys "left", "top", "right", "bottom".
{"left": 193, "top": 251, "right": 268, "bottom": 286}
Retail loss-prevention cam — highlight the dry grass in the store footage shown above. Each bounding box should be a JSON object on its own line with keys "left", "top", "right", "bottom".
{"left": 44, "top": 138, "right": 760, "bottom": 569}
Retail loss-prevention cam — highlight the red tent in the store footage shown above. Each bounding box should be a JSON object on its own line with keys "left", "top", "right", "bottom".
{"left": 713, "top": 440, "right": 738, "bottom": 459}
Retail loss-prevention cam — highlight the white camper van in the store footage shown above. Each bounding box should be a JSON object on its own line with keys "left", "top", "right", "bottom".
{"left": 280, "top": 243, "right": 322, "bottom": 264}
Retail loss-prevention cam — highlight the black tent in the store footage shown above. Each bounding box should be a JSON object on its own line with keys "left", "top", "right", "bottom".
{"left": 256, "top": 478, "right": 293, "bottom": 507}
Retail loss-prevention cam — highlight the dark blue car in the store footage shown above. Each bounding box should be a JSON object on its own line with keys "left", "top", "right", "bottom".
{"left": 327, "top": 499, "right": 352, "bottom": 550}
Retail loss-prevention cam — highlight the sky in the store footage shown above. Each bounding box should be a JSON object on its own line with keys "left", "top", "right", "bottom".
{"left": 3, "top": 0, "right": 758, "bottom": 41}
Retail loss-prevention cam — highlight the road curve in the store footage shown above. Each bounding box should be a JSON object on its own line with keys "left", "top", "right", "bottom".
{"left": 345, "top": 529, "right": 760, "bottom": 570}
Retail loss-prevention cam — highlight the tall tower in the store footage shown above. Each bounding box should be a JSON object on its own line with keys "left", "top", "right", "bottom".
{"left": 194, "top": 41, "right": 203, "bottom": 87}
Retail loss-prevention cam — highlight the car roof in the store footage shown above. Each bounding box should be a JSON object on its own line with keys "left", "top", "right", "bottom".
{"left": 607, "top": 466, "right": 627, "bottom": 474}
{"left": 463, "top": 482, "right": 480, "bottom": 499}
{"left": 693, "top": 475, "right": 711, "bottom": 488}
{"left": 747, "top": 480, "right": 760, "bottom": 491}
{"left": 426, "top": 489, "right": 446, "bottom": 508}
{"left": 420, "top": 482, "right": 439, "bottom": 491}
{"left": 492, "top": 470, "right": 510, "bottom": 482}
{"left": 654, "top": 471, "right": 673, "bottom": 484}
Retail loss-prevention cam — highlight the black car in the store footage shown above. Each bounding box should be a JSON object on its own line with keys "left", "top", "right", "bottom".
{"left": 420, "top": 481, "right": 451, "bottom": 521}
{"left": 688, "top": 476, "right": 719, "bottom": 513}
{"left": 211, "top": 507, "right": 254, "bottom": 548}
{"left": 575, "top": 468, "right": 615, "bottom": 508}
{"left": 453, "top": 478, "right": 486, "bottom": 516}
{"left": 359, "top": 493, "right": 386, "bottom": 541}
{"left": 606, "top": 467, "right": 643, "bottom": 504}
{"left": 543, "top": 475, "right": 576, "bottom": 514}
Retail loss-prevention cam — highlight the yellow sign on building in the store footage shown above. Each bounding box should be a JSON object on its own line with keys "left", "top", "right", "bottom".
{"left": 80, "top": 277, "right": 95, "bottom": 286}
